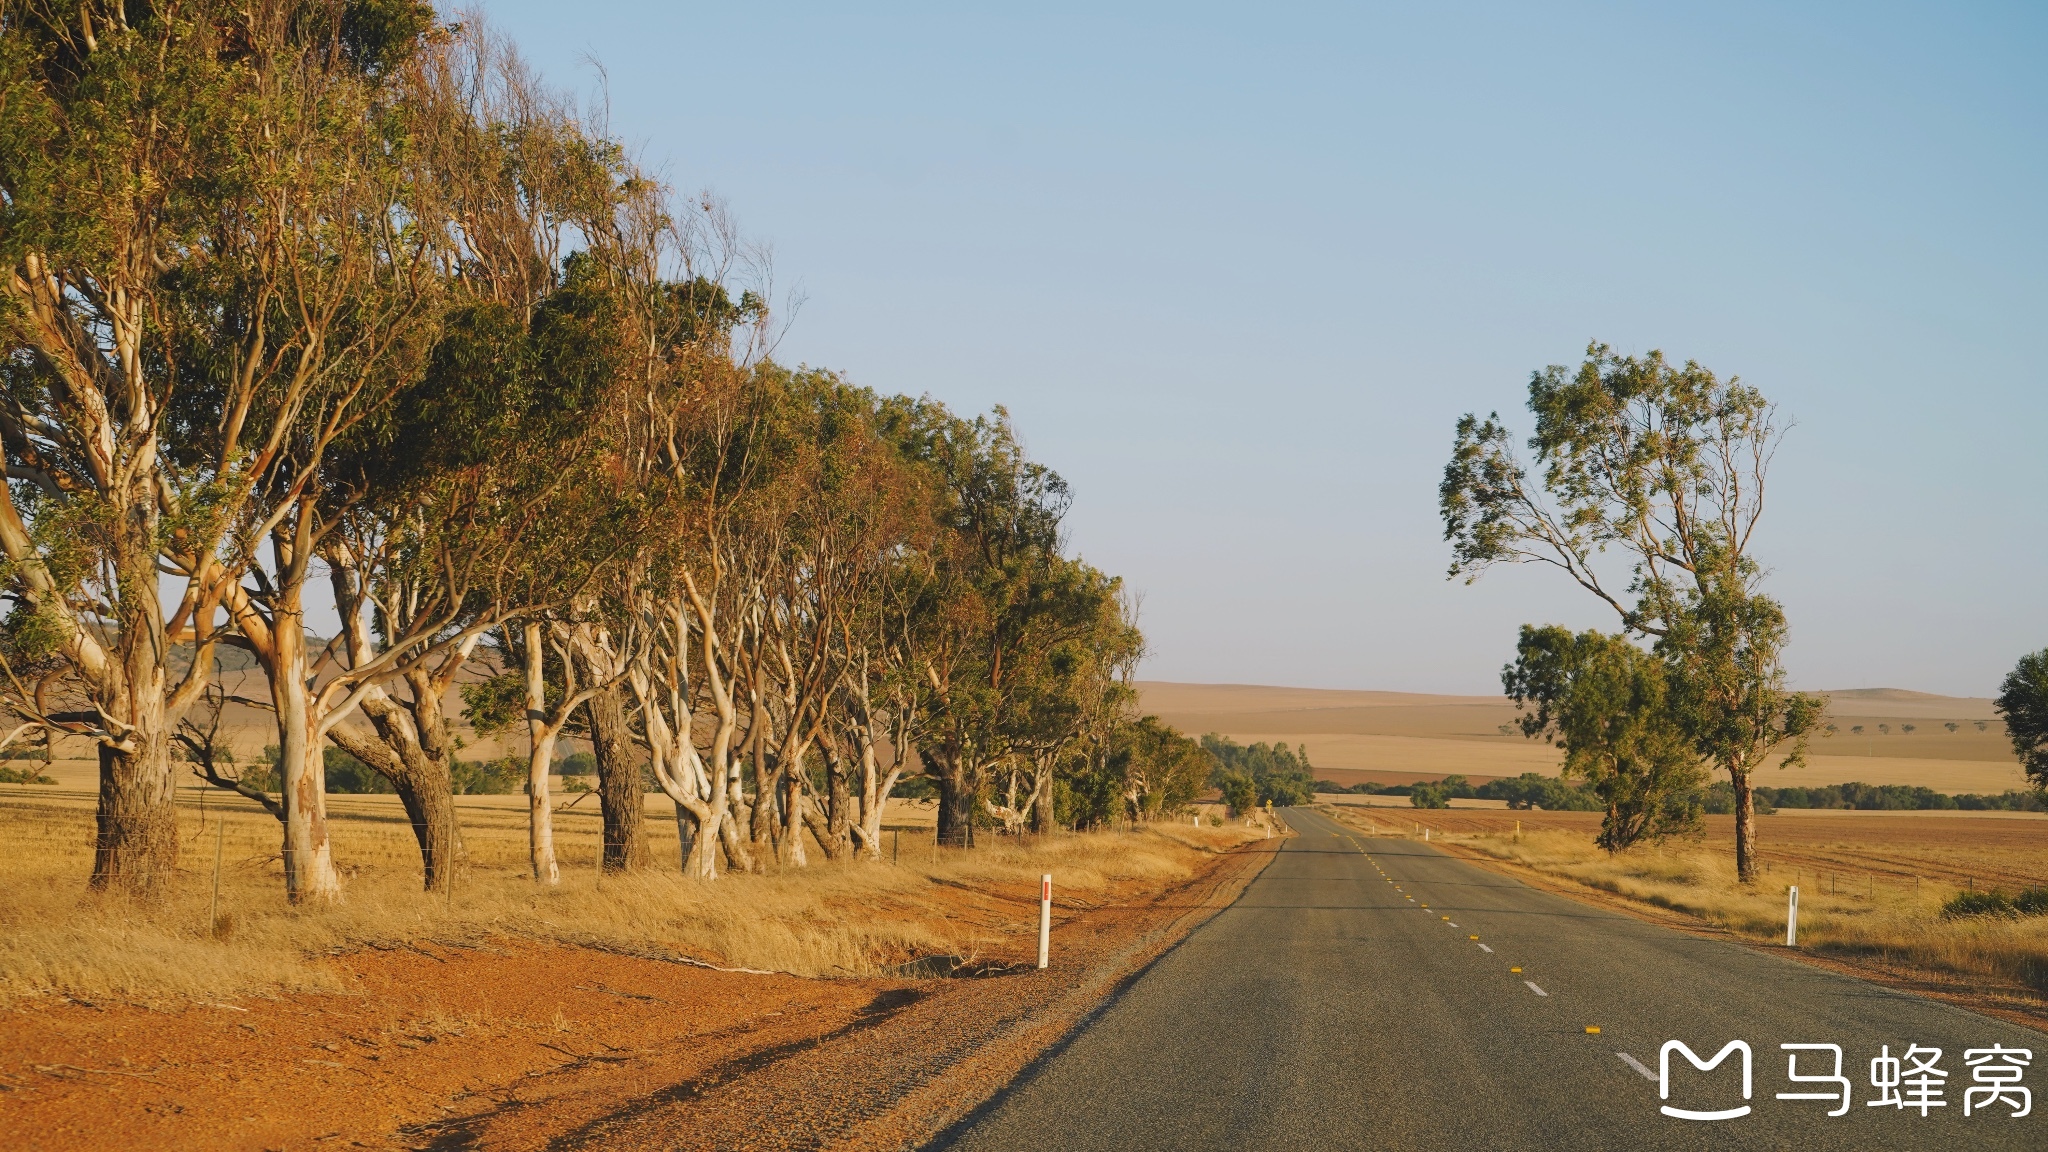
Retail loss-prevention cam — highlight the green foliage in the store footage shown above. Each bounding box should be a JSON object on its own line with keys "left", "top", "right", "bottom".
{"left": 1219, "top": 772, "right": 1258, "bottom": 817}
{"left": 451, "top": 757, "right": 524, "bottom": 796}
{"left": 1940, "top": 888, "right": 2048, "bottom": 920}
{"left": 1698, "top": 782, "right": 1773, "bottom": 816}
{"left": 245, "top": 750, "right": 283, "bottom": 795}
{"left": 0, "top": 764, "right": 55, "bottom": 784}
{"left": 1409, "top": 781, "right": 1451, "bottom": 809}
{"left": 1480, "top": 773, "right": 1603, "bottom": 811}
{"left": 461, "top": 672, "right": 528, "bottom": 738}
{"left": 1202, "top": 735, "right": 1313, "bottom": 807}
{"left": 1504, "top": 625, "right": 1705, "bottom": 850}
{"left": 1316, "top": 772, "right": 1605, "bottom": 811}
{"left": 1441, "top": 343, "right": 1820, "bottom": 875}
{"left": 1995, "top": 648, "right": 2048, "bottom": 789}
{"left": 1758, "top": 782, "right": 2046, "bottom": 812}
{"left": 324, "top": 748, "right": 393, "bottom": 795}
{"left": 1058, "top": 716, "right": 1212, "bottom": 828}
{"left": 556, "top": 751, "right": 596, "bottom": 777}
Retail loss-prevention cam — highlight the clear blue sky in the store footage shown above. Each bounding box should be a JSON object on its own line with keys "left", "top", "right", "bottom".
{"left": 477, "top": 1, "right": 2047, "bottom": 697}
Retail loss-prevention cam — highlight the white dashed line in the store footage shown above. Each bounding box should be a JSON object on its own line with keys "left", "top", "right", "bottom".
{"left": 1476, "top": 943, "right": 1493, "bottom": 953}
{"left": 1524, "top": 980, "right": 1548, "bottom": 997}
{"left": 1617, "top": 1052, "right": 1656, "bottom": 1082}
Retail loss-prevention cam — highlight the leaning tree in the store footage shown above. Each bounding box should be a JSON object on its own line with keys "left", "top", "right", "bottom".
{"left": 1440, "top": 342, "right": 1822, "bottom": 882}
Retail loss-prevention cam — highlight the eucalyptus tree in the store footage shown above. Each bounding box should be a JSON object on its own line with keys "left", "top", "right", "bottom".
{"left": 760, "top": 373, "right": 930, "bottom": 862}
{"left": 605, "top": 242, "right": 779, "bottom": 879}
{"left": 1502, "top": 625, "right": 1703, "bottom": 850}
{"left": 1441, "top": 343, "right": 1822, "bottom": 881}
{"left": 0, "top": 0, "right": 445, "bottom": 897}
{"left": 1995, "top": 648, "right": 2048, "bottom": 788}
{"left": 882, "top": 404, "right": 1072, "bottom": 847}
{"left": 993, "top": 559, "right": 1140, "bottom": 835}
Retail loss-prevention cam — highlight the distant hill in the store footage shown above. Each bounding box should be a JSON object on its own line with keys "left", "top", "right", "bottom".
{"left": 1134, "top": 680, "right": 2022, "bottom": 792}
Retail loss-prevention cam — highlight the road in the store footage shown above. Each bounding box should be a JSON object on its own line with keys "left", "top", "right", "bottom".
{"left": 936, "top": 806, "right": 2045, "bottom": 1151}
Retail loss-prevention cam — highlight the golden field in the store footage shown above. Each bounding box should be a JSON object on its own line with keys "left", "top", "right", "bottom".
{"left": 1141, "top": 681, "right": 2026, "bottom": 793}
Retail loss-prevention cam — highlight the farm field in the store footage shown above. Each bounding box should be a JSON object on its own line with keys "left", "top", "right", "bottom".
{"left": 1140, "top": 681, "right": 2028, "bottom": 793}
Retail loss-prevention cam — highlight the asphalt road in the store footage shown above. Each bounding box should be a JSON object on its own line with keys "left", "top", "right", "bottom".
{"left": 936, "top": 807, "right": 2046, "bottom": 1151}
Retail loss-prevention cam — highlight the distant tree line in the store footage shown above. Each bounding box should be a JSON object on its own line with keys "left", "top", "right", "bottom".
{"left": 1204, "top": 735, "right": 1314, "bottom": 812}
{"left": 1315, "top": 775, "right": 2048, "bottom": 815}
{"left": 1757, "top": 782, "right": 2047, "bottom": 813}
{"left": 1316, "top": 772, "right": 1604, "bottom": 812}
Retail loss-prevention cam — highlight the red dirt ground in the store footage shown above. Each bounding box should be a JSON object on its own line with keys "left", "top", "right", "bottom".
{"left": 0, "top": 842, "right": 1276, "bottom": 1152}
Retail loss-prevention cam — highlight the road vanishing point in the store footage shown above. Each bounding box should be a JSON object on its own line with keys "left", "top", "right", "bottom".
{"left": 936, "top": 807, "right": 2043, "bottom": 1151}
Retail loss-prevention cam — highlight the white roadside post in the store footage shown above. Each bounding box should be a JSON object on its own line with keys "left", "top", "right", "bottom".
{"left": 1038, "top": 874, "right": 1052, "bottom": 969}
{"left": 1785, "top": 885, "right": 1800, "bottom": 947}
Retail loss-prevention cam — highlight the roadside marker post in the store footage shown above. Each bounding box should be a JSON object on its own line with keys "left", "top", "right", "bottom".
{"left": 1785, "top": 885, "right": 1800, "bottom": 947}
{"left": 209, "top": 810, "right": 225, "bottom": 938}
{"left": 1038, "top": 874, "right": 1052, "bottom": 969}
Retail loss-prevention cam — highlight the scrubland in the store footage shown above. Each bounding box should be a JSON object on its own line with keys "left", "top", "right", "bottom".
{"left": 0, "top": 786, "right": 1261, "bottom": 1008}
{"left": 1329, "top": 804, "right": 2048, "bottom": 1001}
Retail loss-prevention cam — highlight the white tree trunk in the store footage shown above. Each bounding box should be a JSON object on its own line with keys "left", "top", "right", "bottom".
{"left": 276, "top": 593, "right": 341, "bottom": 903}
{"left": 524, "top": 622, "right": 560, "bottom": 885}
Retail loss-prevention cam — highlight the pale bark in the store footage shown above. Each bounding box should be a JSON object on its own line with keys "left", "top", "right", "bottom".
{"left": 272, "top": 591, "right": 342, "bottom": 903}
{"left": 628, "top": 600, "right": 731, "bottom": 881}
{"left": 524, "top": 622, "right": 562, "bottom": 885}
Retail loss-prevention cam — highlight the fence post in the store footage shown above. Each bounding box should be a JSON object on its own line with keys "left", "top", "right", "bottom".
{"left": 209, "top": 811, "right": 225, "bottom": 937}
{"left": 1785, "top": 885, "right": 1800, "bottom": 947}
{"left": 1038, "top": 874, "right": 1052, "bottom": 969}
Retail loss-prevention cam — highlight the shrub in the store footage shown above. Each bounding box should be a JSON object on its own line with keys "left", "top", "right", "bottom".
{"left": 1409, "top": 782, "right": 1450, "bottom": 809}
{"left": 451, "top": 756, "right": 524, "bottom": 795}
{"left": 1476, "top": 772, "right": 1601, "bottom": 812}
{"left": 0, "top": 764, "right": 54, "bottom": 784}
{"left": 1220, "top": 772, "right": 1258, "bottom": 817}
{"left": 1944, "top": 890, "right": 2017, "bottom": 919}
{"left": 324, "top": 748, "right": 393, "bottom": 795}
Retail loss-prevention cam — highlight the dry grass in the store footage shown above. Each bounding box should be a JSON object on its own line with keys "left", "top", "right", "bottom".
{"left": 0, "top": 786, "right": 1261, "bottom": 1007}
{"left": 1329, "top": 805, "right": 2048, "bottom": 998}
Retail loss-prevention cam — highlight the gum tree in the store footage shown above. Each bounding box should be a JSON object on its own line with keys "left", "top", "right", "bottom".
{"left": 1503, "top": 625, "right": 1704, "bottom": 851}
{"left": 0, "top": 0, "right": 442, "bottom": 898}
{"left": 1441, "top": 343, "right": 1822, "bottom": 881}
{"left": 1994, "top": 648, "right": 2048, "bottom": 788}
